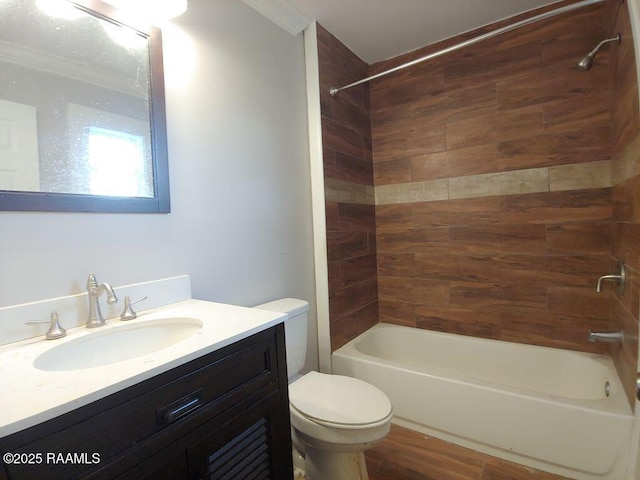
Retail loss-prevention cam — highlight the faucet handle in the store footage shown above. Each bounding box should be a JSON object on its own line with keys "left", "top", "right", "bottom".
{"left": 26, "top": 311, "right": 67, "bottom": 340}
{"left": 596, "top": 260, "right": 626, "bottom": 295}
{"left": 120, "top": 296, "right": 147, "bottom": 321}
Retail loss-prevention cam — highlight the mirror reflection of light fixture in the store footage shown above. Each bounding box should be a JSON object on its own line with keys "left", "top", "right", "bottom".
{"left": 35, "top": 0, "right": 84, "bottom": 19}
{"left": 37, "top": 0, "right": 187, "bottom": 26}
{"left": 103, "top": 0, "right": 187, "bottom": 25}
{"left": 101, "top": 19, "right": 147, "bottom": 50}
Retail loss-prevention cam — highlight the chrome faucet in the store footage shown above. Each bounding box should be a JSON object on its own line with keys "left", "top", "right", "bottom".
{"left": 596, "top": 260, "right": 626, "bottom": 294}
{"left": 86, "top": 273, "right": 118, "bottom": 328}
{"left": 588, "top": 330, "right": 624, "bottom": 343}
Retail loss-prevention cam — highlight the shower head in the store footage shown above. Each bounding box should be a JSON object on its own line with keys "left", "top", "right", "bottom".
{"left": 577, "top": 33, "right": 620, "bottom": 70}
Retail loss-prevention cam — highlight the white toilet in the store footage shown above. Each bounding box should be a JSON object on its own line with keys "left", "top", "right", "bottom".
{"left": 255, "top": 298, "right": 392, "bottom": 480}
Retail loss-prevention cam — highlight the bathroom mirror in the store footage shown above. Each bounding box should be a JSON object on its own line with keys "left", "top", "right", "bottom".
{"left": 0, "top": 0, "right": 170, "bottom": 212}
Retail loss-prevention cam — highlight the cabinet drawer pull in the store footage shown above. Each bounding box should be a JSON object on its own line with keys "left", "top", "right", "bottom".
{"left": 159, "top": 392, "right": 203, "bottom": 425}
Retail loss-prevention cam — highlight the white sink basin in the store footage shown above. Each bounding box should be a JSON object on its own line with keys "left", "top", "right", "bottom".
{"left": 34, "top": 317, "right": 203, "bottom": 371}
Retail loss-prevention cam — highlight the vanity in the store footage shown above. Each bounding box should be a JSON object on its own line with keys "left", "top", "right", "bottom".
{"left": 0, "top": 293, "right": 294, "bottom": 480}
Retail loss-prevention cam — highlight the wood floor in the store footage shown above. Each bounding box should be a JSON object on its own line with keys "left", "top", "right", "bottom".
{"left": 364, "top": 424, "right": 571, "bottom": 480}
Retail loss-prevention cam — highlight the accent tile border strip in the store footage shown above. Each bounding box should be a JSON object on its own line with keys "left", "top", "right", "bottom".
{"left": 375, "top": 179, "right": 448, "bottom": 205}
{"left": 449, "top": 168, "right": 548, "bottom": 200}
{"left": 324, "top": 177, "right": 375, "bottom": 204}
{"left": 325, "top": 160, "right": 614, "bottom": 206}
{"left": 549, "top": 160, "right": 612, "bottom": 192}
{"left": 375, "top": 160, "right": 613, "bottom": 205}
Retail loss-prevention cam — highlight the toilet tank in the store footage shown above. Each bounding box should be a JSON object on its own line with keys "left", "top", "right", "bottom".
{"left": 254, "top": 298, "right": 308, "bottom": 380}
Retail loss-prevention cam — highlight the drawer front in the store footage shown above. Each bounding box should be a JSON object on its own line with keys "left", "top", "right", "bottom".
{"left": 107, "top": 389, "right": 290, "bottom": 480}
{"left": 2, "top": 327, "right": 282, "bottom": 480}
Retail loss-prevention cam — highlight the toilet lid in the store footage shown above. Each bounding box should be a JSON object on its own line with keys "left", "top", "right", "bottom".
{"left": 289, "top": 371, "right": 392, "bottom": 427}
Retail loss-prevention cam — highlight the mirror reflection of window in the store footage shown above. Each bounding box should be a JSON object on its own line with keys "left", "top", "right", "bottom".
{"left": 87, "top": 127, "right": 150, "bottom": 197}
{"left": 65, "top": 103, "right": 153, "bottom": 198}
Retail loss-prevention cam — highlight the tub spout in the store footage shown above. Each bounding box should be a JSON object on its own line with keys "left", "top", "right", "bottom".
{"left": 588, "top": 330, "right": 624, "bottom": 343}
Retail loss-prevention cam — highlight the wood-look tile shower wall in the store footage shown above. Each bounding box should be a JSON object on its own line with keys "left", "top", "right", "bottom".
{"left": 371, "top": 1, "right": 615, "bottom": 356}
{"left": 318, "top": 24, "right": 379, "bottom": 351}
{"left": 319, "top": 0, "right": 640, "bottom": 388}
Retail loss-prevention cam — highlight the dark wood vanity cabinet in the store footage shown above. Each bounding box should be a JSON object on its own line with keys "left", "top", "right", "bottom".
{"left": 0, "top": 325, "right": 293, "bottom": 480}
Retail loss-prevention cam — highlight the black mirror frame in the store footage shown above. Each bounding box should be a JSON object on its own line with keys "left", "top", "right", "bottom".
{"left": 0, "top": 0, "right": 170, "bottom": 213}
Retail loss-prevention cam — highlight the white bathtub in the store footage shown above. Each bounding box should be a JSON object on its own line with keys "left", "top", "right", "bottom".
{"left": 332, "top": 323, "right": 635, "bottom": 480}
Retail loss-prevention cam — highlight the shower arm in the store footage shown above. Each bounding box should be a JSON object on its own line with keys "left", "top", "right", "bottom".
{"left": 586, "top": 34, "right": 620, "bottom": 57}
{"left": 329, "top": 0, "right": 605, "bottom": 97}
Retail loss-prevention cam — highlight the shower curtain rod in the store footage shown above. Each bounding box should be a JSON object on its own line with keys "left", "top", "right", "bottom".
{"left": 329, "top": 0, "right": 604, "bottom": 97}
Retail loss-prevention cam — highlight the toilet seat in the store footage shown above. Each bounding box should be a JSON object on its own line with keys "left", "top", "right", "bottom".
{"left": 289, "top": 371, "right": 393, "bottom": 429}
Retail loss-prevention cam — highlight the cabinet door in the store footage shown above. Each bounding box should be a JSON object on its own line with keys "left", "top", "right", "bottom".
{"left": 187, "top": 391, "right": 291, "bottom": 480}
{"left": 116, "top": 448, "right": 189, "bottom": 480}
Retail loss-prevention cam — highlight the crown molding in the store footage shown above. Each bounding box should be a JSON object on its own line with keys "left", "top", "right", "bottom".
{"left": 241, "top": 0, "right": 310, "bottom": 36}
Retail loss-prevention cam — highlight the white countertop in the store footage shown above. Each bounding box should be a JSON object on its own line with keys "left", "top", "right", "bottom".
{"left": 0, "top": 299, "right": 286, "bottom": 437}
